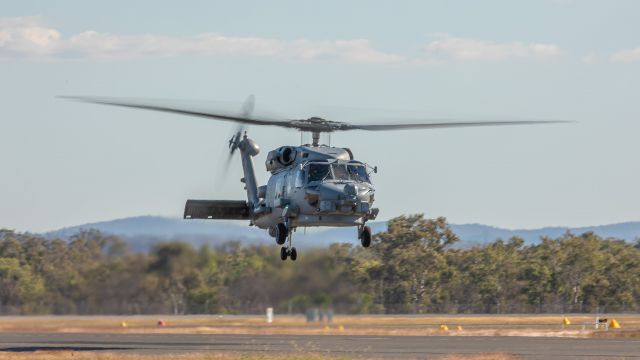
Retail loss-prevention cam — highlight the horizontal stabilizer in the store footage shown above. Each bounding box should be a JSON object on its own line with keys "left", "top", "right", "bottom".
{"left": 184, "top": 200, "right": 250, "bottom": 220}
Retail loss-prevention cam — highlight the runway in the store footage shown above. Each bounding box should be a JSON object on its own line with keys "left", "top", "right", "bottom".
{"left": 0, "top": 333, "right": 639, "bottom": 359}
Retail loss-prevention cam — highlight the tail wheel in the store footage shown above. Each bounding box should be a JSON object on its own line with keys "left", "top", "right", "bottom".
{"left": 290, "top": 247, "right": 298, "bottom": 261}
{"left": 361, "top": 226, "right": 372, "bottom": 248}
{"left": 275, "top": 223, "right": 288, "bottom": 245}
{"left": 280, "top": 247, "right": 288, "bottom": 261}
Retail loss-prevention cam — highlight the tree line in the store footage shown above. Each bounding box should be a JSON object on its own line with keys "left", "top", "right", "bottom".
{"left": 0, "top": 215, "right": 638, "bottom": 315}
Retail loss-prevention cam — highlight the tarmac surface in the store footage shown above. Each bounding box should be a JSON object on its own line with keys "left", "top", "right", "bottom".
{"left": 0, "top": 333, "right": 638, "bottom": 359}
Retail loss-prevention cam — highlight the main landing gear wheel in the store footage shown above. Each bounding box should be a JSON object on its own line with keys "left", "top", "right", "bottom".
{"left": 278, "top": 223, "right": 297, "bottom": 261}
{"left": 360, "top": 225, "right": 372, "bottom": 248}
{"left": 280, "top": 246, "right": 298, "bottom": 261}
{"left": 275, "top": 223, "right": 288, "bottom": 245}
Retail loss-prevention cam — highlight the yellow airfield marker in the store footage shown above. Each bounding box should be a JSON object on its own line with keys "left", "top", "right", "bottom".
{"left": 338, "top": 325, "right": 345, "bottom": 331}
{"left": 562, "top": 316, "right": 571, "bottom": 326}
{"left": 439, "top": 324, "right": 449, "bottom": 331}
{"left": 120, "top": 322, "right": 128, "bottom": 328}
{"left": 609, "top": 319, "right": 621, "bottom": 329}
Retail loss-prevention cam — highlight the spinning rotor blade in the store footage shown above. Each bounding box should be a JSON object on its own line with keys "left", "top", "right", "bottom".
{"left": 60, "top": 95, "right": 295, "bottom": 128}
{"left": 223, "top": 95, "right": 254, "bottom": 172}
{"left": 61, "top": 95, "right": 571, "bottom": 134}
{"left": 343, "top": 119, "right": 571, "bottom": 131}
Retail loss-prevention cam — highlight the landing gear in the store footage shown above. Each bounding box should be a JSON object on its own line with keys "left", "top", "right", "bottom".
{"left": 280, "top": 246, "right": 298, "bottom": 261}
{"left": 275, "top": 223, "right": 287, "bottom": 245}
{"left": 278, "top": 224, "right": 298, "bottom": 261}
{"left": 360, "top": 225, "right": 372, "bottom": 248}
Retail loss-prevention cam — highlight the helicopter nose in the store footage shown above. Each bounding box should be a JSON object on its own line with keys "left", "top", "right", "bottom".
{"left": 317, "top": 182, "right": 373, "bottom": 202}
{"left": 315, "top": 182, "right": 373, "bottom": 214}
{"left": 344, "top": 183, "right": 357, "bottom": 197}
{"left": 316, "top": 183, "right": 345, "bottom": 200}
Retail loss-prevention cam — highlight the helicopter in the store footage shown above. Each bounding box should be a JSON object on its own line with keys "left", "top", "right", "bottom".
{"left": 63, "top": 95, "right": 567, "bottom": 261}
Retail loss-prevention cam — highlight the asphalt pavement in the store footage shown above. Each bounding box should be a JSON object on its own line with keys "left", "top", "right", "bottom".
{"left": 0, "top": 333, "right": 638, "bottom": 359}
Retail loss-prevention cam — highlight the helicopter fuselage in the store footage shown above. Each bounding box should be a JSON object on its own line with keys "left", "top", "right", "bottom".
{"left": 253, "top": 144, "right": 378, "bottom": 231}
{"left": 184, "top": 135, "right": 379, "bottom": 259}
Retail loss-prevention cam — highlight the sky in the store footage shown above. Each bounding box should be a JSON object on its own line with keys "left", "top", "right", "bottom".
{"left": 1, "top": 0, "right": 639, "bottom": 232}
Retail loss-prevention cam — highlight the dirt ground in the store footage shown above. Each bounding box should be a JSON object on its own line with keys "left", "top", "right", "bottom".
{"left": 0, "top": 314, "right": 636, "bottom": 338}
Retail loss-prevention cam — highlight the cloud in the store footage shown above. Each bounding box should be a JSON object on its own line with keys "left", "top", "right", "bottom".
{"left": 0, "top": 17, "right": 564, "bottom": 66}
{"left": 0, "top": 16, "right": 402, "bottom": 64}
{"left": 424, "top": 33, "right": 561, "bottom": 62}
{"left": 0, "top": 16, "right": 61, "bottom": 56}
{"left": 611, "top": 48, "right": 640, "bottom": 63}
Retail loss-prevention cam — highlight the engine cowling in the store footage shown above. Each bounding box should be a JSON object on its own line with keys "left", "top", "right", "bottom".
{"left": 265, "top": 146, "right": 297, "bottom": 172}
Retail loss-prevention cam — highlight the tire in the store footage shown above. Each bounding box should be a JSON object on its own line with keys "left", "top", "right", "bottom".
{"left": 290, "top": 247, "right": 298, "bottom": 261}
{"left": 280, "top": 247, "right": 288, "bottom": 261}
{"left": 361, "top": 226, "right": 372, "bottom": 248}
{"left": 275, "top": 223, "right": 287, "bottom": 245}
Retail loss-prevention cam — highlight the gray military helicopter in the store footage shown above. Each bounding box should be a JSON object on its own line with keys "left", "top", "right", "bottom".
{"left": 63, "top": 95, "right": 566, "bottom": 261}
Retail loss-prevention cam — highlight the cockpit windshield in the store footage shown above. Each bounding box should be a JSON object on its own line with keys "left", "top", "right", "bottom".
{"left": 308, "top": 163, "right": 331, "bottom": 182}
{"left": 306, "top": 163, "right": 370, "bottom": 183}
{"left": 347, "top": 164, "right": 370, "bottom": 182}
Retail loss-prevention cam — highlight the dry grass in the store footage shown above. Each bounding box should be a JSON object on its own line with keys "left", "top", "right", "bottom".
{"left": 0, "top": 352, "right": 349, "bottom": 360}
{"left": 435, "top": 354, "right": 519, "bottom": 360}
{"left": 0, "top": 314, "right": 636, "bottom": 338}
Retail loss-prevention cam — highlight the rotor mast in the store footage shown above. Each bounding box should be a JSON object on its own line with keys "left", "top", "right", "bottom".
{"left": 311, "top": 131, "right": 321, "bottom": 147}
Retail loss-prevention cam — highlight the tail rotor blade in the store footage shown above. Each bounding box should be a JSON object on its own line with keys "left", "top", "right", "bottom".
{"left": 216, "top": 95, "right": 254, "bottom": 186}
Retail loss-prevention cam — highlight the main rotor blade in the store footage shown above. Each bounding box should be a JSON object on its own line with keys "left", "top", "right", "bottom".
{"left": 59, "top": 96, "right": 297, "bottom": 128}
{"left": 343, "top": 119, "right": 572, "bottom": 131}
{"left": 61, "top": 96, "right": 572, "bottom": 133}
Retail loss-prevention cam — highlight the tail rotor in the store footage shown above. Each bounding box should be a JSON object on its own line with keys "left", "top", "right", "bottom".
{"left": 221, "top": 95, "right": 254, "bottom": 176}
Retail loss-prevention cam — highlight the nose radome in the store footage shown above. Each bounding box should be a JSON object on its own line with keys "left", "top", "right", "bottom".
{"left": 344, "top": 183, "right": 357, "bottom": 196}
{"left": 318, "top": 182, "right": 372, "bottom": 201}
{"left": 318, "top": 183, "right": 350, "bottom": 200}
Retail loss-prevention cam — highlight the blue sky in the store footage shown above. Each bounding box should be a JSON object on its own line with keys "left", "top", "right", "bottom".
{"left": 1, "top": 0, "right": 639, "bottom": 232}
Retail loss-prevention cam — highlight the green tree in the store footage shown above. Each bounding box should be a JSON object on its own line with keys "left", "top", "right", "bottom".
{"left": 0, "top": 257, "right": 44, "bottom": 313}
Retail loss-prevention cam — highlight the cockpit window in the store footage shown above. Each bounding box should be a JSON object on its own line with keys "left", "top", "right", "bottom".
{"left": 347, "top": 164, "right": 370, "bottom": 183}
{"left": 306, "top": 163, "right": 370, "bottom": 183}
{"left": 308, "top": 163, "right": 331, "bottom": 182}
{"left": 332, "top": 164, "right": 349, "bottom": 180}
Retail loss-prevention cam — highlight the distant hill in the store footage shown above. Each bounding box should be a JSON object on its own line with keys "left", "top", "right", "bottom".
{"left": 44, "top": 216, "right": 640, "bottom": 252}
{"left": 46, "top": 216, "right": 270, "bottom": 252}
